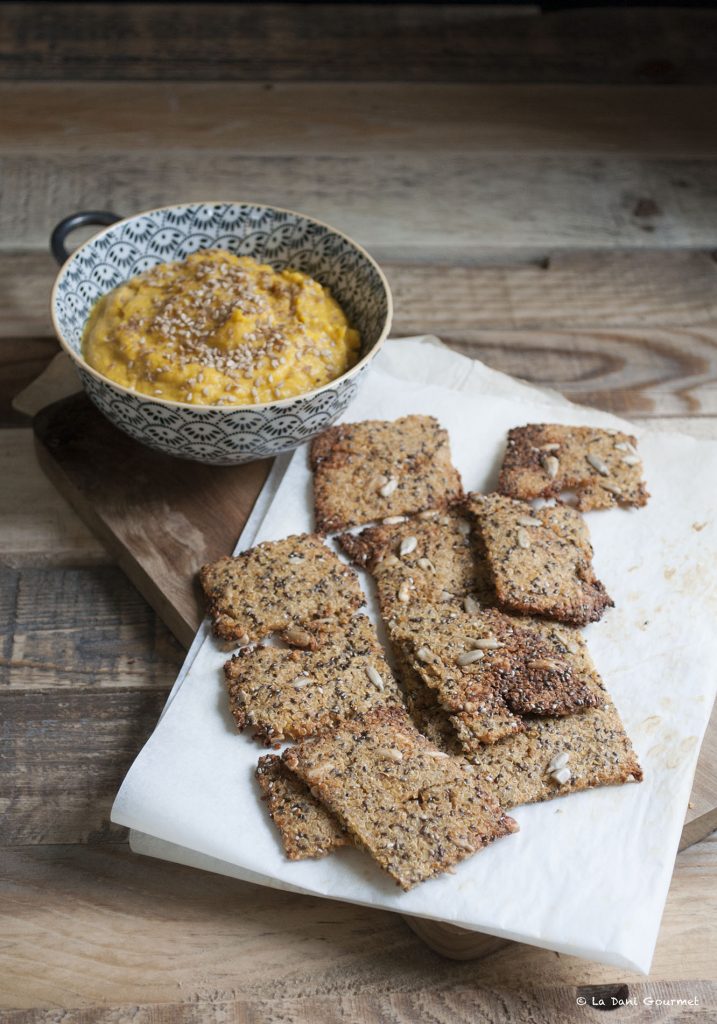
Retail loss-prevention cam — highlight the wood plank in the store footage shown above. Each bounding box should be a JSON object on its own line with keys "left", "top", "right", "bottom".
{"left": 0, "top": 839, "right": 714, "bottom": 1011}
{"left": 0, "top": 247, "right": 58, "bottom": 421}
{"left": 442, "top": 327, "right": 717, "bottom": 418}
{"left": 4, "top": 351, "right": 717, "bottom": 574}
{"left": 0, "top": 429, "right": 107, "bottom": 567}
{"left": 0, "top": 252, "right": 56, "bottom": 340}
{"left": 0, "top": 557, "right": 713, "bottom": 850}
{"left": 0, "top": 566, "right": 182, "bottom": 690}
{"left": 3, "top": 984, "right": 716, "bottom": 1024}
{"left": 3, "top": 83, "right": 717, "bottom": 158}
{"left": 3, "top": 153, "right": 716, "bottom": 257}
{"left": 0, "top": 690, "right": 169, "bottom": 845}
{"left": 7, "top": 324, "right": 717, "bottom": 434}
{"left": 387, "top": 254, "right": 717, "bottom": 329}
{"left": 1, "top": 4, "right": 716, "bottom": 84}
{"left": 6, "top": 253, "right": 717, "bottom": 342}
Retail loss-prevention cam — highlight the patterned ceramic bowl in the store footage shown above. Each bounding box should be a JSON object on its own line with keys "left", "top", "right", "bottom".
{"left": 50, "top": 202, "right": 392, "bottom": 464}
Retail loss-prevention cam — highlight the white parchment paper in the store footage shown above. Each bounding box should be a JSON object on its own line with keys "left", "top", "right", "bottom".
{"left": 112, "top": 337, "right": 717, "bottom": 973}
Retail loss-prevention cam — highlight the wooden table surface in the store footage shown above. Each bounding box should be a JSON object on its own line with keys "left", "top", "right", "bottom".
{"left": 2, "top": 4, "right": 716, "bottom": 1021}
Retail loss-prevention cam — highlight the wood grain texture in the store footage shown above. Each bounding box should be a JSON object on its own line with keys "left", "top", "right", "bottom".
{"left": 0, "top": 252, "right": 56, "bottom": 339}
{"left": 0, "top": 690, "right": 169, "bottom": 845}
{"left": 9, "top": 327, "right": 717, "bottom": 423}
{"left": 0, "top": 839, "right": 715, "bottom": 1013}
{"left": 0, "top": 429, "right": 107, "bottom": 566}
{"left": 2, "top": 985, "right": 715, "bottom": 1023}
{"left": 3, "top": 83, "right": 717, "bottom": 158}
{"left": 4, "top": 152, "right": 716, "bottom": 259}
{"left": 387, "top": 254, "right": 717, "bottom": 329}
{"left": 2, "top": 4, "right": 717, "bottom": 84}
{"left": 0, "top": 565, "right": 182, "bottom": 690}
{"left": 443, "top": 328, "right": 717, "bottom": 418}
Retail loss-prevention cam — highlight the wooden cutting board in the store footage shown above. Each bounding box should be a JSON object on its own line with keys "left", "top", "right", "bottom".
{"left": 33, "top": 392, "right": 717, "bottom": 959}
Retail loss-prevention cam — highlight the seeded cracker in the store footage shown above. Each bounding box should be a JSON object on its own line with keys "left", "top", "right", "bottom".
{"left": 283, "top": 708, "right": 518, "bottom": 890}
{"left": 256, "top": 755, "right": 350, "bottom": 860}
{"left": 498, "top": 423, "right": 649, "bottom": 511}
{"left": 199, "top": 533, "right": 364, "bottom": 644}
{"left": 389, "top": 603, "right": 602, "bottom": 748}
{"left": 469, "top": 494, "right": 613, "bottom": 625}
{"left": 225, "top": 616, "right": 403, "bottom": 743}
{"left": 310, "top": 415, "right": 464, "bottom": 533}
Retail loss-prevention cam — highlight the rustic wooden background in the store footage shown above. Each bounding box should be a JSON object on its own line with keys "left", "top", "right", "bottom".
{"left": 2, "top": 3, "right": 717, "bottom": 1021}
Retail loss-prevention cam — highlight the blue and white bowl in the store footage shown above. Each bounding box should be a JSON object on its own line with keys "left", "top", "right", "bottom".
{"left": 50, "top": 202, "right": 392, "bottom": 464}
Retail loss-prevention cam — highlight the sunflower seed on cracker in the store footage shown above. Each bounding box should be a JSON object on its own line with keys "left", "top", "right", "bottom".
{"left": 366, "top": 666, "right": 384, "bottom": 691}
{"left": 542, "top": 454, "right": 559, "bottom": 478}
{"left": 457, "top": 649, "right": 485, "bottom": 667}
{"left": 548, "top": 751, "right": 570, "bottom": 772}
{"left": 400, "top": 535, "right": 418, "bottom": 557}
{"left": 586, "top": 452, "right": 610, "bottom": 476}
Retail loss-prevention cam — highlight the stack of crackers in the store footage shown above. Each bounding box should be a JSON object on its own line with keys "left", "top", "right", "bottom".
{"left": 200, "top": 415, "right": 646, "bottom": 890}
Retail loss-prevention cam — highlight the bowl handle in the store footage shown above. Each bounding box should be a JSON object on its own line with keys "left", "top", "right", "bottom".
{"left": 50, "top": 211, "right": 122, "bottom": 265}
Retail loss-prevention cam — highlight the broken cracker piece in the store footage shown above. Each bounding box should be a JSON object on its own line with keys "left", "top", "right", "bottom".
{"left": 283, "top": 708, "right": 518, "bottom": 890}
{"left": 468, "top": 493, "right": 613, "bottom": 625}
{"left": 389, "top": 603, "right": 602, "bottom": 749}
{"left": 199, "top": 533, "right": 364, "bottom": 644}
{"left": 225, "top": 615, "right": 403, "bottom": 743}
{"left": 311, "top": 415, "right": 464, "bottom": 533}
{"left": 256, "top": 755, "right": 350, "bottom": 860}
{"left": 498, "top": 423, "right": 649, "bottom": 511}
{"left": 392, "top": 643, "right": 462, "bottom": 755}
